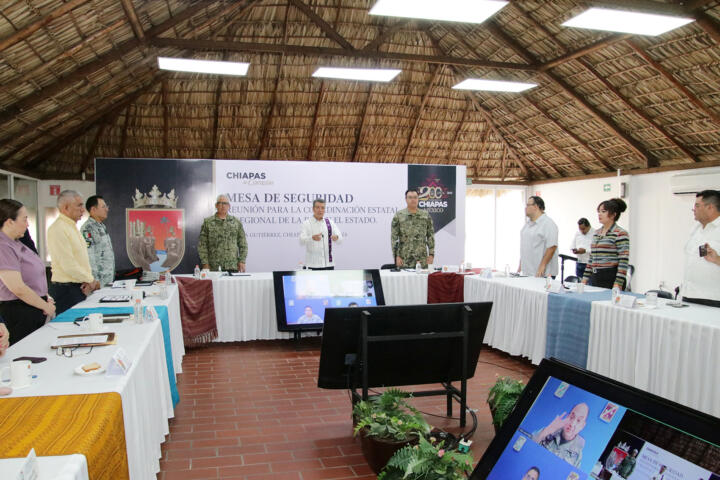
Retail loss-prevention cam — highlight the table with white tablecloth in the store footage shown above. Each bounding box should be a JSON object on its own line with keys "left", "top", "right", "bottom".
{"left": 0, "top": 320, "right": 173, "bottom": 480}
{"left": 0, "top": 454, "right": 89, "bottom": 480}
{"left": 587, "top": 299, "right": 720, "bottom": 418}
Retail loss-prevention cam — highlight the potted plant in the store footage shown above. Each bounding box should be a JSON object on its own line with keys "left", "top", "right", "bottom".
{"left": 378, "top": 435, "right": 474, "bottom": 480}
{"left": 487, "top": 376, "right": 525, "bottom": 433}
{"left": 353, "top": 388, "right": 431, "bottom": 474}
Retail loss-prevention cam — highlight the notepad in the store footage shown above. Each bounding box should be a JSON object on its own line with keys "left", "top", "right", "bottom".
{"left": 51, "top": 332, "right": 116, "bottom": 348}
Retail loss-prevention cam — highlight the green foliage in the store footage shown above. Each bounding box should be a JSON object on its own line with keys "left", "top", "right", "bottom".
{"left": 487, "top": 376, "right": 525, "bottom": 430}
{"left": 377, "top": 435, "right": 474, "bottom": 480}
{"left": 353, "top": 388, "right": 431, "bottom": 442}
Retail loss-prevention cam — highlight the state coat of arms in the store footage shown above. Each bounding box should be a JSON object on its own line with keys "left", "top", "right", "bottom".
{"left": 126, "top": 185, "right": 185, "bottom": 272}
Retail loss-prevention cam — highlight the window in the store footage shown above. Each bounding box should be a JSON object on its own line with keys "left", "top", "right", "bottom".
{"left": 465, "top": 187, "right": 525, "bottom": 270}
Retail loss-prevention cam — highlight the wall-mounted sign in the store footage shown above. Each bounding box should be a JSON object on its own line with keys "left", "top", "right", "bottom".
{"left": 603, "top": 183, "right": 611, "bottom": 192}
{"left": 49, "top": 185, "right": 61, "bottom": 195}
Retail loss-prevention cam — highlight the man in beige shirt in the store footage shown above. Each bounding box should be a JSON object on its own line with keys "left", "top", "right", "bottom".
{"left": 48, "top": 190, "right": 99, "bottom": 314}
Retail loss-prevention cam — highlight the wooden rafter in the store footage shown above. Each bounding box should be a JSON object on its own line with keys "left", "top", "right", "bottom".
{"left": 257, "top": 2, "right": 290, "bottom": 160}
{"left": 119, "top": 106, "right": 130, "bottom": 157}
{"left": 539, "top": 34, "right": 632, "bottom": 71}
{"left": 695, "top": 11, "right": 720, "bottom": 45}
{"left": 444, "top": 100, "right": 469, "bottom": 162}
{"left": 162, "top": 78, "right": 169, "bottom": 158}
{"left": 287, "top": 0, "right": 354, "bottom": 50}
{"left": 351, "top": 84, "right": 374, "bottom": 163}
{"left": 625, "top": 39, "right": 720, "bottom": 126}
{"left": 307, "top": 80, "right": 326, "bottom": 160}
{"left": 577, "top": 57, "right": 700, "bottom": 165}
{"left": 22, "top": 75, "right": 162, "bottom": 170}
{"left": 0, "top": 0, "right": 231, "bottom": 127}
{"left": 362, "top": 20, "right": 411, "bottom": 51}
{"left": 0, "top": 0, "right": 86, "bottom": 53}
{"left": 80, "top": 122, "right": 107, "bottom": 174}
{"left": 210, "top": 77, "right": 224, "bottom": 160}
{"left": 473, "top": 127, "right": 491, "bottom": 178}
{"left": 501, "top": 128, "right": 554, "bottom": 178}
{"left": 402, "top": 64, "right": 443, "bottom": 163}
{"left": 486, "top": 19, "right": 652, "bottom": 168}
{"left": 149, "top": 38, "right": 538, "bottom": 72}
{"left": 120, "top": 0, "right": 145, "bottom": 41}
{"left": 501, "top": 145, "right": 507, "bottom": 181}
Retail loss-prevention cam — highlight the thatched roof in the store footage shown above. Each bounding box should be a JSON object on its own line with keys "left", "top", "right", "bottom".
{"left": 0, "top": 0, "right": 719, "bottom": 182}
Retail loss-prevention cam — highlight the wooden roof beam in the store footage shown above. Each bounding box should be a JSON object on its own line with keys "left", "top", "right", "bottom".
{"left": 162, "top": 78, "right": 169, "bottom": 158}
{"left": 79, "top": 122, "right": 108, "bottom": 174}
{"left": 22, "top": 75, "right": 163, "bottom": 170}
{"left": 287, "top": 0, "right": 354, "bottom": 50}
{"left": 120, "top": 0, "right": 145, "bottom": 41}
{"left": 0, "top": 0, "right": 86, "bottom": 53}
{"left": 149, "top": 38, "right": 539, "bottom": 71}
{"left": 306, "top": 80, "right": 326, "bottom": 160}
{"left": 351, "top": 84, "right": 375, "bottom": 163}
{"left": 539, "top": 34, "right": 632, "bottom": 71}
{"left": 362, "top": 20, "right": 411, "bottom": 51}
{"left": 119, "top": 106, "right": 131, "bottom": 158}
{"left": 402, "top": 64, "right": 443, "bottom": 163}
{"left": 444, "top": 99, "right": 469, "bottom": 162}
{"left": 578, "top": 57, "right": 700, "bottom": 165}
{"left": 486, "top": 19, "right": 652, "bottom": 168}
{"left": 625, "top": 38, "right": 720, "bottom": 126}
{"left": 0, "top": 0, "right": 233, "bottom": 126}
{"left": 473, "top": 127, "right": 491, "bottom": 178}
{"left": 694, "top": 11, "right": 720, "bottom": 45}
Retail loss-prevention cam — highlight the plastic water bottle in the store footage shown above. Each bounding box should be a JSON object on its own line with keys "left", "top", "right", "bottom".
{"left": 612, "top": 286, "right": 620, "bottom": 304}
{"left": 504, "top": 264, "right": 510, "bottom": 277}
{"left": 194, "top": 264, "right": 200, "bottom": 278}
{"left": 415, "top": 261, "right": 421, "bottom": 273}
{"left": 133, "top": 298, "right": 144, "bottom": 324}
{"left": 165, "top": 271, "right": 171, "bottom": 286}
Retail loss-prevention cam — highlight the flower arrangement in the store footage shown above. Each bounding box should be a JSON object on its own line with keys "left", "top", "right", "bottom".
{"left": 352, "top": 388, "right": 431, "bottom": 442}
{"left": 487, "top": 376, "right": 525, "bottom": 431}
{"left": 377, "top": 435, "right": 474, "bottom": 480}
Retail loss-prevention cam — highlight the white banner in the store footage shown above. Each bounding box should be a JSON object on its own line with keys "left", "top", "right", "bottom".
{"left": 213, "top": 160, "right": 465, "bottom": 271}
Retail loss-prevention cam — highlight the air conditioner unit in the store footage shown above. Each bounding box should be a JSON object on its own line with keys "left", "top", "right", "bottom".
{"left": 670, "top": 169, "right": 720, "bottom": 195}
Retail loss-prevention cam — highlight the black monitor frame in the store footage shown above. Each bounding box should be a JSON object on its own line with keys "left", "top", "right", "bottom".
{"left": 318, "top": 302, "right": 492, "bottom": 427}
{"left": 272, "top": 269, "right": 385, "bottom": 332}
{"left": 470, "top": 358, "right": 720, "bottom": 479}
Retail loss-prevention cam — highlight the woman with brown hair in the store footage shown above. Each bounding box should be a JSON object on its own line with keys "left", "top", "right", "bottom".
{"left": 582, "top": 198, "right": 630, "bottom": 290}
{"left": 0, "top": 199, "right": 55, "bottom": 344}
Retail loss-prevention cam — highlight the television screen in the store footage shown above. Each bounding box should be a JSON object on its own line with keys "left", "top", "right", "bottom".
{"left": 317, "top": 302, "right": 492, "bottom": 389}
{"left": 471, "top": 359, "right": 720, "bottom": 480}
{"left": 272, "top": 269, "right": 385, "bottom": 331}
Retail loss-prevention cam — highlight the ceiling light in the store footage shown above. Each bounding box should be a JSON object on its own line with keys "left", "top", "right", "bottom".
{"left": 312, "top": 67, "right": 401, "bottom": 82}
{"left": 157, "top": 57, "right": 250, "bottom": 76}
{"left": 562, "top": 7, "right": 693, "bottom": 36}
{"left": 369, "top": 0, "right": 507, "bottom": 24}
{"left": 453, "top": 79, "right": 537, "bottom": 93}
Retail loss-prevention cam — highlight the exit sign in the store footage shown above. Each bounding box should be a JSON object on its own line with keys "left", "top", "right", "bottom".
{"left": 49, "top": 185, "right": 61, "bottom": 195}
{"left": 603, "top": 183, "right": 611, "bottom": 192}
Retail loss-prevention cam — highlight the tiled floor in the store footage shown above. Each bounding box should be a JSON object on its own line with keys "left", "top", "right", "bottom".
{"left": 159, "top": 339, "right": 536, "bottom": 479}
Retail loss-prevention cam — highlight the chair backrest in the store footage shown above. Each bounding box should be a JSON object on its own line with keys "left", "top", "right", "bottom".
{"left": 626, "top": 264, "right": 635, "bottom": 292}
{"left": 645, "top": 289, "right": 674, "bottom": 299}
{"left": 380, "top": 263, "right": 396, "bottom": 270}
{"left": 564, "top": 275, "right": 580, "bottom": 284}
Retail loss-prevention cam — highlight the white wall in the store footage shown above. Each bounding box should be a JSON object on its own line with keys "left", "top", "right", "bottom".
{"left": 532, "top": 167, "right": 719, "bottom": 293}
{"left": 38, "top": 180, "right": 95, "bottom": 262}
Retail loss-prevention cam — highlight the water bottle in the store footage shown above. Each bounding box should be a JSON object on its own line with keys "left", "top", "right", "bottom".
{"left": 165, "top": 271, "right": 171, "bottom": 286}
{"left": 504, "top": 264, "right": 510, "bottom": 277}
{"left": 415, "top": 261, "right": 421, "bottom": 273}
{"left": 612, "top": 286, "right": 620, "bottom": 304}
{"left": 133, "top": 298, "right": 144, "bottom": 324}
{"left": 194, "top": 264, "right": 200, "bottom": 278}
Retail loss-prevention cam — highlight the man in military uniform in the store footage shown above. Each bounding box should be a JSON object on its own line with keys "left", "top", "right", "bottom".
{"left": 81, "top": 195, "right": 115, "bottom": 286}
{"left": 616, "top": 449, "right": 638, "bottom": 478}
{"left": 198, "top": 194, "right": 248, "bottom": 272}
{"left": 532, "top": 402, "right": 588, "bottom": 468}
{"left": 391, "top": 189, "right": 435, "bottom": 268}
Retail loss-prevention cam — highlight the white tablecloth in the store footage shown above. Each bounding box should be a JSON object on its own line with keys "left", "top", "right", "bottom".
{"left": 1, "top": 321, "right": 173, "bottom": 480}
{"left": 379, "top": 270, "right": 428, "bottom": 305}
{"left": 588, "top": 299, "right": 720, "bottom": 418}
{"left": 464, "top": 276, "right": 549, "bottom": 364}
{"left": 0, "top": 454, "right": 88, "bottom": 480}
{"left": 77, "top": 284, "right": 185, "bottom": 374}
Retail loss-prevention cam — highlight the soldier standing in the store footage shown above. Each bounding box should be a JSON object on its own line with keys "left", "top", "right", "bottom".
{"left": 81, "top": 195, "right": 115, "bottom": 287}
{"left": 198, "top": 194, "right": 248, "bottom": 272}
{"left": 391, "top": 188, "right": 435, "bottom": 268}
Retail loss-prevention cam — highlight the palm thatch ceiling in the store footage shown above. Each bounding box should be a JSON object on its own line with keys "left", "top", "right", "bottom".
{"left": 0, "top": 0, "right": 719, "bottom": 182}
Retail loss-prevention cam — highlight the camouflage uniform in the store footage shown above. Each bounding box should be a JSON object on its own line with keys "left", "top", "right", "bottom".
{"left": 81, "top": 217, "right": 115, "bottom": 286}
{"left": 532, "top": 429, "right": 585, "bottom": 468}
{"left": 391, "top": 208, "right": 435, "bottom": 268}
{"left": 198, "top": 214, "right": 248, "bottom": 271}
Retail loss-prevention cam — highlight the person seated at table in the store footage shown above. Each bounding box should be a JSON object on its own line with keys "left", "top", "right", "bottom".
{"left": 532, "top": 402, "right": 589, "bottom": 468}
{"left": 0, "top": 319, "right": 9, "bottom": 355}
{"left": 582, "top": 198, "right": 629, "bottom": 290}
{"left": 0, "top": 199, "right": 56, "bottom": 345}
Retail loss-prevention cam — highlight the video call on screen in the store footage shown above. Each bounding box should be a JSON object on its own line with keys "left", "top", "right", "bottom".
{"left": 487, "top": 376, "right": 720, "bottom": 480}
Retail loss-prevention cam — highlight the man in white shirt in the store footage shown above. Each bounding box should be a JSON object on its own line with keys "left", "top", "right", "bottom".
{"left": 571, "top": 217, "right": 593, "bottom": 279}
{"left": 299, "top": 198, "right": 342, "bottom": 270}
{"left": 520, "top": 196, "right": 559, "bottom": 277}
{"left": 683, "top": 190, "right": 720, "bottom": 307}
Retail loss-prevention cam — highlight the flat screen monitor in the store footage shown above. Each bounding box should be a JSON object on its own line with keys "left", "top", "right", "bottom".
{"left": 317, "top": 302, "right": 492, "bottom": 389}
{"left": 273, "top": 269, "right": 385, "bottom": 332}
{"left": 470, "top": 358, "right": 720, "bottom": 480}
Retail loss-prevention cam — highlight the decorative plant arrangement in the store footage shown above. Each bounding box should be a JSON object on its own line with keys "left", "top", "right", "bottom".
{"left": 377, "top": 435, "right": 474, "bottom": 480}
{"left": 487, "top": 376, "right": 526, "bottom": 432}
